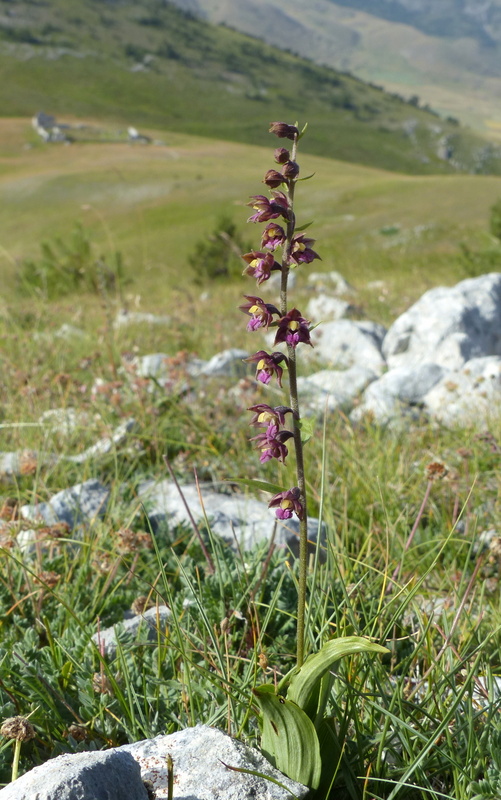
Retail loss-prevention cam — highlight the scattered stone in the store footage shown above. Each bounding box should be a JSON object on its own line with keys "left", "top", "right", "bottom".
{"left": 138, "top": 480, "right": 324, "bottom": 555}
{"left": 39, "top": 408, "right": 90, "bottom": 436}
{"left": 312, "top": 319, "right": 387, "bottom": 375}
{"left": 351, "top": 363, "right": 447, "bottom": 424}
{"left": 91, "top": 605, "right": 172, "bottom": 659}
{"left": 20, "top": 479, "right": 109, "bottom": 529}
{"left": 0, "top": 748, "right": 148, "bottom": 800}
{"left": 306, "top": 294, "right": 352, "bottom": 321}
{"left": 383, "top": 272, "right": 501, "bottom": 371}
{"left": 306, "top": 270, "right": 354, "bottom": 294}
{"left": 67, "top": 419, "right": 137, "bottom": 463}
{"left": 423, "top": 356, "right": 501, "bottom": 427}
{"left": 197, "top": 348, "right": 250, "bottom": 378}
{"left": 0, "top": 450, "right": 47, "bottom": 478}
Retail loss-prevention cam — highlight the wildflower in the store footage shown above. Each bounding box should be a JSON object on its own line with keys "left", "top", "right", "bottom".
{"left": 261, "top": 223, "right": 286, "bottom": 251}
{"left": 251, "top": 424, "right": 293, "bottom": 463}
{"left": 425, "top": 462, "right": 448, "bottom": 481}
{"left": 289, "top": 233, "right": 320, "bottom": 265}
{"left": 248, "top": 403, "right": 293, "bottom": 427}
{"left": 274, "top": 309, "right": 312, "bottom": 348}
{"left": 263, "top": 169, "right": 285, "bottom": 189}
{"left": 247, "top": 191, "right": 289, "bottom": 223}
{"left": 245, "top": 350, "right": 286, "bottom": 387}
{"left": 282, "top": 160, "right": 300, "bottom": 180}
{"left": 241, "top": 251, "right": 281, "bottom": 285}
{"left": 269, "top": 121, "right": 298, "bottom": 140}
{"left": 268, "top": 487, "right": 304, "bottom": 520}
{"left": 274, "top": 147, "right": 290, "bottom": 164}
{"left": 239, "top": 296, "right": 279, "bottom": 331}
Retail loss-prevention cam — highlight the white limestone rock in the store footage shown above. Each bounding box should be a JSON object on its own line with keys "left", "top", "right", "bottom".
{"left": 307, "top": 270, "right": 354, "bottom": 295}
{"left": 91, "top": 605, "right": 172, "bottom": 658}
{"left": 312, "top": 319, "right": 387, "bottom": 375}
{"left": 423, "top": 356, "right": 501, "bottom": 427}
{"left": 383, "top": 272, "right": 501, "bottom": 371}
{"left": 198, "top": 348, "right": 250, "bottom": 378}
{"left": 306, "top": 294, "right": 352, "bottom": 321}
{"left": 298, "top": 365, "right": 378, "bottom": 414}
{"left": 138, "top": 480, "right": 323, "bottom": 556}
{"left": 351, "top": 363, "right": 447, "bottom": 424}
{"left": 20, "top": 479, "right": 109, "bottom": 529}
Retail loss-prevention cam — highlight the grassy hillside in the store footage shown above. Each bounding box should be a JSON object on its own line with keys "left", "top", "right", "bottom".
{"left": 0, "top": 0, "right": 500, "bottom": 174}
{"left": 169, "top": 0, "right": 501, "bottom": 138}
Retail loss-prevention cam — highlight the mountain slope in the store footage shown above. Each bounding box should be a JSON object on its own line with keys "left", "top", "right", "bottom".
{"left": 0, "top": 0, "right": 500, "bottom": 174}
{"left": 169, "top": 0, "right": 501, "bottom": 137}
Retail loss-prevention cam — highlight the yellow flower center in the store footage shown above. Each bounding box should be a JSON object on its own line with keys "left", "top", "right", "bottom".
{"left": 250, "top": 259, "right": 260, "bottom": 268}
{"left": 288, "top": 321, "right": 299, "bottom": 331}
{"left": 249, "top": 305, "right": 261, "bottom": 314}
{"left": 258, "top": 411, "right": 274, "bottom": 424}
{"left": 281, "top": 499, "right": 293, "bottom": 510}
{"left": 257, "top": 359, "right": 267, "bottom": 371}
{"left": 294, "top": 242, "right": 306, "bottom": 252}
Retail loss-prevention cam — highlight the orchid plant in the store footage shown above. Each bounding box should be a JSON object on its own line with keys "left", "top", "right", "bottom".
{"left": 239, "top": 122, "right": 388, "bottom": 793}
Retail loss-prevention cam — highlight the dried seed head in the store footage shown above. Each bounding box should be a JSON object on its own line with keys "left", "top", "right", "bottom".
{"left": 36, "top": 571, "right": 61, "bottom": 589}
{"left": 258, "top": 652, "right": 268, "bottom": 670}
{"left": 425, "top": 461, "right": 448, "bottom": 481}
{"left": 1, "top": 717, "right": 35, "bottom": 742}
{"left": 92, "top": 673, "right": 113, "bottom": 695}
{"left": 66, "top": 724, "right": 88, "bottom": 742}
{"left": 131, "top": 595, "right": 154, "bottom": 615}
{"left": 220, "top": 617, "right": 230, "bottom": 635}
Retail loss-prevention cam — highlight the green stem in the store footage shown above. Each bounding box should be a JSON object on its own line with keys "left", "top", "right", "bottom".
{"left": 11, "top": 739, "right": 21, "bottom": 783}
{"left": 281, "top": 132, "right": 308, "bottom": 668}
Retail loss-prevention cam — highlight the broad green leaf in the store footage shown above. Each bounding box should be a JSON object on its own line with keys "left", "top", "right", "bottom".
{"left": 253, "top": 685, "right": 322, "bottom": 789}
{"left": 295, "top": 221, "right": 314, "bottom": 232}
{"left": 287, "top": 637, "right": 389, "bottom": 721}
{"left": 297, "top": 173, "right": 316, "bottom": 182}
{"left": 225, "top": 478, "right": 285, "bottom": 495}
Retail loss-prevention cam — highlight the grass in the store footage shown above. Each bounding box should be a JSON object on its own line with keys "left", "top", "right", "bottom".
{"left": 1, "top": 119, "right": 501, "bottom": 798}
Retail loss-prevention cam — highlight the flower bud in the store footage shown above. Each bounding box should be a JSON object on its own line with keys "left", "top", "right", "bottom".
{"left": 263, "top": 169, "right": 285, "bottom": 189}
{"left": 274, "top": 147, "right": 290, "bottom": 164}
{"left": 269, "top": 122, "right": 298, "bottom": 140}
{"left": 282, "top": 160, "right": 300, "bottom": 180}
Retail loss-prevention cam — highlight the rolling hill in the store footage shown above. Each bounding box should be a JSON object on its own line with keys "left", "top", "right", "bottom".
{"left": 168, "top": 0, "right": 501, "bottom": 138}
{"left": 0, "top": 0, "right": 500, "bottom": 174}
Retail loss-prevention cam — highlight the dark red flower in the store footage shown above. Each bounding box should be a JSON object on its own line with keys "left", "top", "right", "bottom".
{"left": 245, "top": 350, "right": 286, "bottom": 387}
{"left": 241, "top": 251, "right": 281, "bottom": 285}
{"left": 268, "top": 487, "right": 304, "bottom": 520}
{"left": 247, "top": 192, "right": 290, "bottom": 223}
{"left": 250, "top": 425, "right": 293, "bottom": 464}
{"left": 288, "top": 234, "right": 320, "bottom": 265}
{"left": 239, "top": 296, "right": 279, "bottom": 331}
{"left": 274, "top": 308, "right": 312, "bottom": 349}
{"left": 269, "top": 122, "right": 299, "bottom": 140}
{"left": 261, "top": 223, "right": 286, "bottom": 251}
{"left": 248, "top": 404, "right": 293, "bottom": 428}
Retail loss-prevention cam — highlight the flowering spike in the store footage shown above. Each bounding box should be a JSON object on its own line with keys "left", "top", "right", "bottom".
{"left": 261, "top": 223, "right": 286, "bottom": 251}
{"left": 274, "top": 309, "right": 312, "bottom": 348}
{"left": 250, "top": 426, "right": 294, "bottom": 464}
{"left": 241, "top": 251, "right": 282, "bottom": 285}
{"left": 247, "top": 192, "right": 290, "bottom": 223}
{"left": 245, "top": 350, "right": 286, "bottom": 387}
{"left": 288, "top": 233, "right": 320, "bottom": 266}
{"left": 239, "top": 296, "right": 279, "bottom": 331}
{"left": 248, "top": 404, "right": 293, "bottom": 427}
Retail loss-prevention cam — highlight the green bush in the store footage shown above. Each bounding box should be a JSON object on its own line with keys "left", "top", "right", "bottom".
{"left": 188, "top": 215, "right": 250, "bottom": 283}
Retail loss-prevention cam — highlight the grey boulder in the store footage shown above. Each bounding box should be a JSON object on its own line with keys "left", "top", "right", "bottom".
{"left": 298, "top": 365, "right": 378, "bottom": 414}
{"left": 91, "top": 605, "right": 172, "bottom": 658}
{"left": 0, "top": 749, "right": 148, "bottom": 800}
{"left": 312, "top": 319, "right": 387, "bottom": 375}
{"left": 20, "top": 479, "right": 109, "bottom": 529}
{"left": 423, "top": 356, "right": 501, "bottom": 426}
{"left": 383, "top": 272, "right": 501, "bottom": 371}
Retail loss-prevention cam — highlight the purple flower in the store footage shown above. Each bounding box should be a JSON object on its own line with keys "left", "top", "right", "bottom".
{"left": 274, "top": 309, "right": 312, "bottom": 348}
{"left": 250, "top": 425, "right": 293, "bottom": 464}
{"left": 269, "top": 122, "right": 299, "bottom": 140}
{"left": 248, "top": 403, "right": 293, "bottom": 428}
{"left": 247, "top": 192, "right": 290, "bottom": 223}
{"left": 239, "top": 296, "right": 279, "bottom": 331}
{"left": 268, "top": 487, "right": 304, "bottom": 520}
{"left": 263, "top": 169, "right": 285, "bottom": 189}
{"left": 241, "top": 251, "right": 281, "bottom": 285}
{"left": 245, "top": 350, "right": 286, "bottom": 387}
{"left": 261, "top": 223, "right": 286, "bottom": 251}
{"left": 288, "top": 234, "right": 320, "bottom": 266}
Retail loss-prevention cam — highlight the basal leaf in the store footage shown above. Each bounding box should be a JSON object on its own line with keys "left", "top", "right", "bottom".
{"left": 253, "top": 685, "right": 322, "bottom": 789}
{"left": 287, "top": 637, "right": 389, "bottom": 721}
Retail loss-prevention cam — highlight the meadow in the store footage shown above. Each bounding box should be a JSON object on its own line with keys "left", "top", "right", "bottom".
{"left": 0, "top": 117, "right": 501, "bottom": 799}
